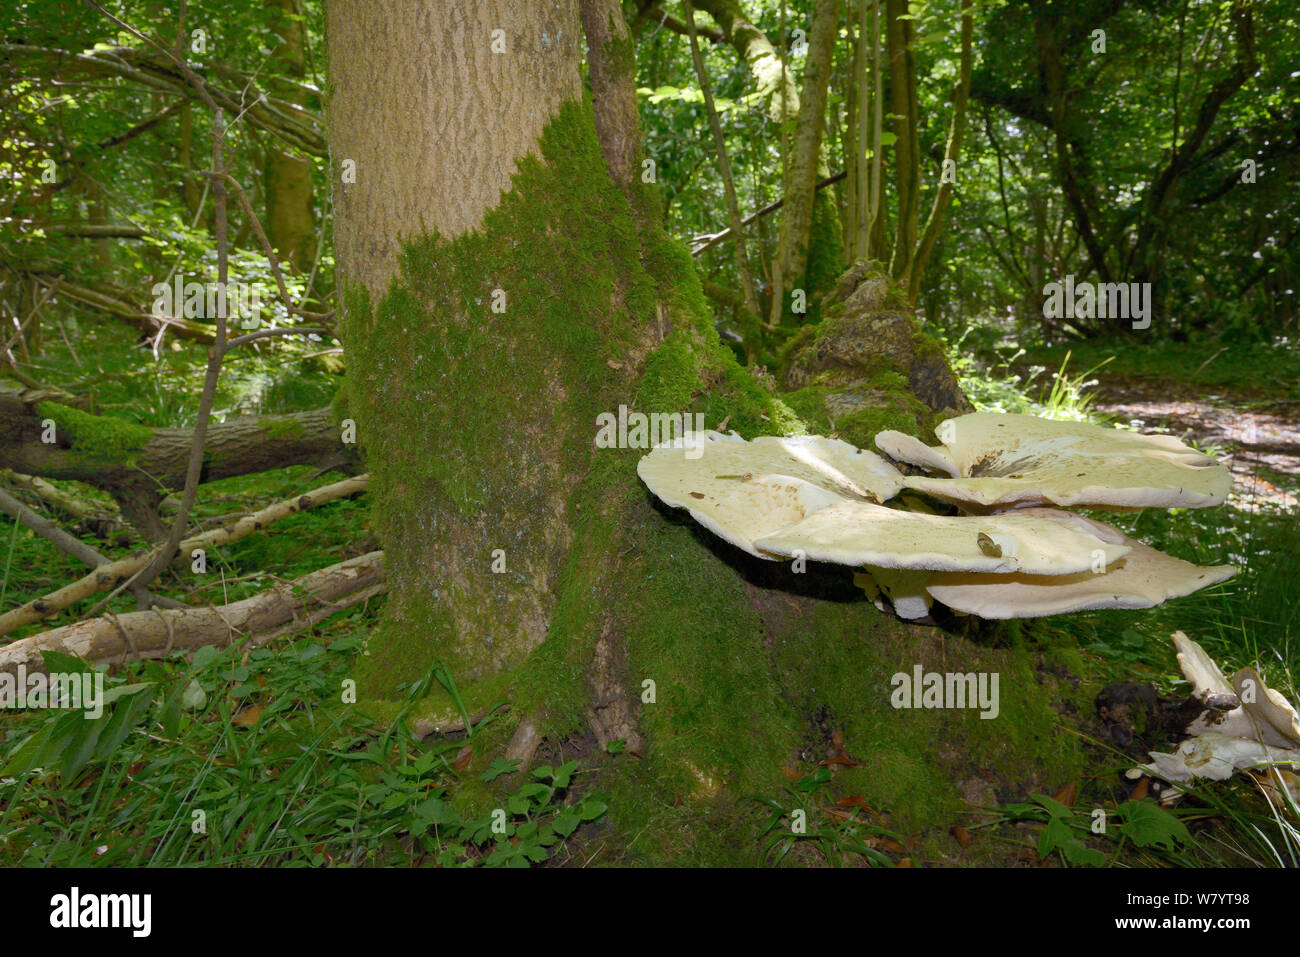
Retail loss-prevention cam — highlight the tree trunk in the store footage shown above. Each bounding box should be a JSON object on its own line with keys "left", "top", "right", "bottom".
{"left": 263, "top": 0, "right": 316, "bottom": 274}
{"left": 886, "top": 0, "right": 919, "bottom": 281}
{"left": 325, "top": 0, "right": 1105, "bottom": 864}
{"left": 769, "top": 0, "right": 841, "bottom": 326}
{"left": 694, "top": 0, "right": 800, "bottom": 123}
{"left": 905, "top": 4, "right": 973, "bottom": 301}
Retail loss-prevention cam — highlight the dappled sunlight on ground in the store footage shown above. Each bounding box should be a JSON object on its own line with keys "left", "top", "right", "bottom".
{"left": 1095, "top": 379, "right": 1299, "bottom": 511}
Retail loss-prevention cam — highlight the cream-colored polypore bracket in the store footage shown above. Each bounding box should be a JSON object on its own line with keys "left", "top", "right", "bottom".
{"left": 1133, "top": 633, "right": 1300, "bottom": 785}
{"left": 922, "top": 510, "right": 1236, "bottom": 619}
{"left": 636, "top": 430, "right": 904, "bottom": 558}
{"left": 876, "top": 412, "right": 1233, "bottom": 509}
{"left": 753, "top": 501, "right": 1129, "bottom": 575}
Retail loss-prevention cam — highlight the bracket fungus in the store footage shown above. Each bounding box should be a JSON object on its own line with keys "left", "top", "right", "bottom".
{"left": 1130, "top": 633, "right": 1300, "bottom": 788}
{"left": 921, "top": 510, "right": 1236, "bottom": 620}
{"left": 637, "top": 413, "right": 1237, "bottom": 622}
{"left": 876, "top": 412, "right": 1233, "bottom": 510}
{"left": 634, "top": 430, "right": 904, "bottom": 558}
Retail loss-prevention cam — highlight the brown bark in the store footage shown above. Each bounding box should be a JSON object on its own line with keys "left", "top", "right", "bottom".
{"left": 0, "top": 550, "right": 383, "bottom": 678}
{"left": 0, "top": 390, "right": 356, "bottom": 517}
{"left": 328, "top": 0, "right": 587, "bottom": 683}
{"left": 327, "top": 0, "right": 582, "bottom": 295}
{"left": 0, "top": 468, "right": 127, "bottom": 537}
{"left": 579, "top": 0, "right": 643, "bottom": 198}
{"left": 886, "top": 0, "right": 919, "bottom": 281}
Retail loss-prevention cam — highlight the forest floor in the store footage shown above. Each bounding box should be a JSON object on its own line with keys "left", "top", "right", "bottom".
{"left": 1091, "top": 375, "right": 1300, "bottom": 510}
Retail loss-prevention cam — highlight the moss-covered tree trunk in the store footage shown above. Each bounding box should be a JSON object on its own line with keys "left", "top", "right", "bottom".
{"left": 769, "top": 0, "right": 841, "bottom": 326}
{"left": 326, "top": 0, "right": 1099, "bottom": 865}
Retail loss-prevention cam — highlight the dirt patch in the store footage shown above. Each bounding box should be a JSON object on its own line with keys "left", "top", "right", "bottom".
{"left": 1093, "top": 376, "right": 1299, "bottom": 509}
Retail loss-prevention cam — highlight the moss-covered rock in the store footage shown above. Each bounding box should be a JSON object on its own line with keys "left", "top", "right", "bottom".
{"left": 779, "top": 261, "right": 971, "bottom": 448}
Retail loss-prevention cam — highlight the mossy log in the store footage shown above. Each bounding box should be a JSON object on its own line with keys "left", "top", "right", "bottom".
{"left": 0, "top": 388, "right": 357, "bottom": 537}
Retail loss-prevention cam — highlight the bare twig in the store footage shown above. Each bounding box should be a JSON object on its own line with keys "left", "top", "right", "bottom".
{"left": 689, "top": 169, "right": 846, "bottom": 255}
{"left": 0, "top": 473, "right": 369, "bottom": 637}
{"left": 225, "top": 325, "right": 328, "bottom": 350}
{"left": 216, "top": 171, "right": 336, "bottom": 326}
{"left": 3, "top": 277, "right": 62, "bottom": 354}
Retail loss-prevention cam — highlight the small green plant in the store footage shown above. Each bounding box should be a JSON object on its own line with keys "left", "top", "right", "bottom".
{"left": 0, "top": 634, "right": 607, "bottom": 867}
{"left": 994, "top": 793, "right": 1193, "bottom": 867}
{"left": 751, "top": 766, "right": 907, "bottom": 867}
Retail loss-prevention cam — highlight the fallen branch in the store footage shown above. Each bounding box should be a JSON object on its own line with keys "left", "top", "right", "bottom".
{"left": 249, "top": 581, "right": 386, "bottom": 649}
{"left": 0, "top": 485, "right": 107, "bottom": 569}
{"left": 0, "top": 43, "right": 326, "bottom": 156}
{"left": 0, "top": 388, "right": 357, "bottom": 534}
{"left": 0, "top": 473, "right": 369, "bottom": 637}
{"left": 0, "top": 550, "right": 383, "bottom": 677}
{"left": 37, "top": 277, "right": 216, "bottom": 344}
{"left": 0, "top": 468, "right": 131, "bottom": 541}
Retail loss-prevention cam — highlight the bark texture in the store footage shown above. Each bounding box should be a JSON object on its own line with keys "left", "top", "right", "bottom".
{"left": 329, "top": 0, "right": 617, "bottom": 690}
{"left": 327, "top": 0, "right": 583, "bottom": 295}
{"left": 579, "top": 0, "right": 642, "bottom": 197}
{"left": 0, "top": 390, "right": 354, "bottom": 519}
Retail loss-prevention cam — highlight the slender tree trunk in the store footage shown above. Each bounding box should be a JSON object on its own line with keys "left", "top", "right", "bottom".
{"left": 886, "top": 0, "right": 918, "bottom": 281}
{"left": 905, "top": 4, "right": 972, "bottom": 300}
{"left": 693, "top": 0, "right": 800, "bottom": 122}
{"left": 178, "top": 104, "right": 202, "bottom": 220}
{"left": 867, "top": 0, "right": 887, "bottom": 258}
{"left": 683, "top": 0, "right": 761, "bottom": 335}
{"left": 264, "top": 0, "right": 316, "bottom": 274}
{"left": 769, "top": 0, "right": 841, "bottom": 326}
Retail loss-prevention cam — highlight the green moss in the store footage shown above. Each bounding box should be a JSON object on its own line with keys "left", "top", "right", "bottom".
{"left": 340, "top": 97, "right": 653, "bottom": 691}
{"left": 913, "top": 327, "right": 948, "bottom": 365}
{"left": 763, "top": 599, "right": 1088, "bottom": 840}
{"left": 868, "top": 369, "right": 908, "bottom": 392}
{"left": 257, "top": 416, "right": 307, "bottom": 441}
{"left": 36, "top": 401, "right": 151, "bottom": 466}
{"left": 801, "top": 189, "right": 843, "bottom": 308}
{"left": 778, "top": 385, "right": 832, "bottom": 434}
{"left": 834, "top": 402, "right": 927, "bottom": 448}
